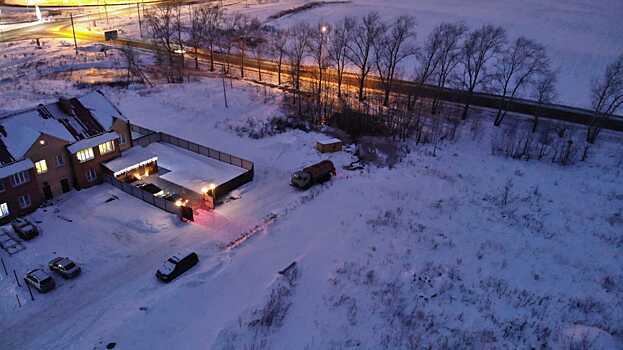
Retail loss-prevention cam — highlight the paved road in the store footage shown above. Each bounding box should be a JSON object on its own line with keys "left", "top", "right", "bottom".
{"left": 2, "top": 3, "right": 622, "bottom": 132}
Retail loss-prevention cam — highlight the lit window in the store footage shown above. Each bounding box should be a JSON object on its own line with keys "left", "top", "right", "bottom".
{"left": 98, "top": 141, "right": 115, "bottom": 155}
{"left": 0, "top": 203, "right": 9, "bottom": 218}
{"left": 35, "top": 160, "right": 48, "bottom": 174}
{"left": 86, "top": 168, "right": 97, "bottom": 183}
{"left": 18, "top": 195, "right": 31, "bottom": 209}
{"left": 10, "top": 170, "right": 31, "bottom": 187}
{"left": 56, "top": 154, "right": 65, "bottom": 167}
{"left": 76, "top": 148, "right": 95, "bottom": 163}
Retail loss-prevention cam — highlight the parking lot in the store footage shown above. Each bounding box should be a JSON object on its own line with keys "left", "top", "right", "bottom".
{"left": 0, "top": 184, "right": 218, "bottom": 321}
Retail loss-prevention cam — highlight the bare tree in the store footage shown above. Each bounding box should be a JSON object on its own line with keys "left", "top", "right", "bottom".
{"left": 120, "top": 43, "right": 139, "bottom": 85}
{"left": 286, "top": 22, "right": 311, "bottom": 113}
{"left": 198, "top": 5, "right": 222, "bottom": 72}
{"left": 145, "top": 4, "right": 181, "bottom": 83}
{"left": 587, "top": 54, "right": 623, "bottom": 143}
{"left": 374, "top": 15, "right": 416, "bottom": 107}
{"left": 430, "top": 22, "right": 467, "bottom": 114}
{"left": 269, "top": 28, "right": 288, "bottom": 85}
{"left": 328, "top": 17, "right": 354, "bottom": 98}
{"left": 187, "top": 7, "right": 203, "bottom": 69}
{"left": 459, "top": 24, "right": 506, "bottom": 119}
{"left": 411, "top": 27, "right": 444, "bottom": 109}
{"left": 308, "top": 22, "right": 331, "bottom": 107}
{"left": 232, "top": 14, "right": 258, "bottom": 78}
{"left": 492, "top": 37, "right": 549, "bottom": 126}
{"left": 251, "top": 36, "right": 267, "bottom": 81}
{"left": 346, "top": 12, "right": 384, "bottom": 101}
{"left": 530, "top": 68, "right": 557, "bottom": 133}
{"left": 219, "top": 13, "right": 244, "bottom": 74}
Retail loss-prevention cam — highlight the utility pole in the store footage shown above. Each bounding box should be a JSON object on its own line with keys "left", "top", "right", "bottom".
{"left": 222, "top": 65, "right": 229, "bottom": 109}
{"left": 104, "top": 1, "right": 109, "bottom": 26}
{"left": 70, "top": 13, "right": 78, "bottom": 56}
{"left": 136, "top": 2, "right": 142, "bottom": 38}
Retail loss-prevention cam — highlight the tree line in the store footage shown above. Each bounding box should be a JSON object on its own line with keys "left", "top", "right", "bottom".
{"left": 143, "top": 3, "right": 623, "bottom": 144}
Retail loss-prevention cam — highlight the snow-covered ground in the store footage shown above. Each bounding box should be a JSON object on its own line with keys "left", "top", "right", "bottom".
{"left": 0, "top": 74, "right": 621, "bottom": 348}
{"left": 230, "top": 0, "right": 623, "bottom": 110}
{"left": 0, "top": 1, "right": 622, "bottom": 348}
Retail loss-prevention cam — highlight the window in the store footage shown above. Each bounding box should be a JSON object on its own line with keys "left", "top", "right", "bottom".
{"left": 98, "top": 141, "right": 115, "bottom": 155}
{"left": 86, "top": 168, "right": 97, "bottom": 183}
{"left": 35, "top": 160, "right": 48, "bottom": 174}
{"left": 76, "top": 148, "right": 95, "bottom": 163}
{"left": 119, "top": 134, "right": 127, "bottom": 145}
{"left": 56, "top": 154, "right": 65, "bottom": 167}
{"left": 0, "top": 181, "right": 4, "bottom": 193}
{"left": 18, "top": 195, "right": 31, "bottom": 209}
{"left": 10, "top": 170, "right": 30, "bottom": 187}
{"left": 0, "top": 203, "right": 9, "bottom": 218}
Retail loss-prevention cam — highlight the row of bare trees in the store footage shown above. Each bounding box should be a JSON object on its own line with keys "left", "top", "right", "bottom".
{"left": 142, "top": 4, "right": 623, "bottom": 143}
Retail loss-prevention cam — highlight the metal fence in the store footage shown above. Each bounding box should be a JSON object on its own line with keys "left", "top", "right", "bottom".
{"left": 103, "top": 175, "right": 182, "bottom": 217}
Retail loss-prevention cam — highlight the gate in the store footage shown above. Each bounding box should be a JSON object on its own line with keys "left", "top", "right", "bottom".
{"left": 181, "top": 206, "right": 194, "bottom": 222}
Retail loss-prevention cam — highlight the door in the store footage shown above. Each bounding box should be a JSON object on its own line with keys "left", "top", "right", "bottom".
{"left": 61, "top": 179, "right": 70, "bottom": 193}
{"left": 181, "top": 206, "right": 194, "bottom": 222}
{"left": 43, "top": 182, "right": 53, "bottom": 200}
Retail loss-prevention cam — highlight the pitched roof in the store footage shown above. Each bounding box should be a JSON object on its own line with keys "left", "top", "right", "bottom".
{"left": 67, "top": 132, "right": 119, "bottom": 154}
{"left": 0, "top": 159, "right": 34, "bottom": 180}
{"left": 0, "top": 90, "right": 125, "bottom": 164}
{"left": 77, "top": 90, "right": 126, "bottom": 130}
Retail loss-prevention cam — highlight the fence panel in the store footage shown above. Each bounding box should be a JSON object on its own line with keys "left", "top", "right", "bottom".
{"left": 230, "top": 156, "right": 242, "bottom": 167}
{"left": 103, "top": 175, "right": 181, "bottom": 218}
{"left": 208, "top": 148, "right": 219, "bottom": 160}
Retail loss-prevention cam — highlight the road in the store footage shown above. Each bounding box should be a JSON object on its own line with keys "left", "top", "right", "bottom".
{"left": 1, "top": 2, "right": 622, "bottom": 132}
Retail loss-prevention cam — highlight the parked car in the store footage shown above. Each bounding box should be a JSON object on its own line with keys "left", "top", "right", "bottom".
{"left": 11, "top": 218, "right": 39, "bottom": 240}
{"left": 155, "top": 252, "right": 199, "bottom": 282}
{"left": 48, "top": 257, "right": 81, "bottom": 279}
{"left": 136, "top": 183, "right": 164, "bottom": 196}
{"left": 162, "top": 192, "right": 180, "bottom": 202}
{"left": 291, "top": 160, "right": 336, "bottom": 189}
{"left": 24, "top": 268, "right": 56, "bottom": 293}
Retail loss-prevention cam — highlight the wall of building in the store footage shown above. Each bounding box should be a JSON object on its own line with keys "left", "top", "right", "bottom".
{"left": 0, "top": 168, "right": 44, "bottom": 224}
{"left": 24, "top": 134, "right": 74, "bottom": 199}
{"left": 112, "top": 119, "right": 132, "bottom": 152}
{"left": 71, "top": 139, "right": 122, "bottom": 189}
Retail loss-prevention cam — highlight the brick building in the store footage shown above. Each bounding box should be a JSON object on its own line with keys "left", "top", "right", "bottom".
{"left": 0, "top": 90, "right": 131, "bottom": 223}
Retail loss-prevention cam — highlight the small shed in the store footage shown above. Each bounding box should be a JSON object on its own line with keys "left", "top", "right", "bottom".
{"left": 316, "top": 138, "right": 343, "bottom": 153}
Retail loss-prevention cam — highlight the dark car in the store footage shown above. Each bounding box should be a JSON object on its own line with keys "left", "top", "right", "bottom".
{"left": 162, "top": 192, "right": 180, "bottom": 202}
{"left": 11, "top": 217, "right": 39, "bottom": 240}
{"left": 136, "top": 183, "right": 164, "bottom": 196}
{"left": 155, "top": 252, "right": 199, "bottom": 282}
{"left": 24, "top": 268, "right": 56, "bottom": 293}
{"left": 48, "top": 257, "right": 81, "bottom": 279}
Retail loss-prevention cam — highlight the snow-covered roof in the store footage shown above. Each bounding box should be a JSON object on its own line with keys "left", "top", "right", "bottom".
{"left": 141, "top": 142, "right": 246, "bottom": 193}
{"left": 0, "top": 90, "right": 126, "bottom": 163}
{"left": 0, "top": 109, "right": 75, "bottom": 161}
{"left": 0, "top": 159, "right": 34, "bottom": 179}
{"left": 103, "top": 146, "right": 158, "bottom": 177}
{"left": 317, "top": 138, "right": 342, "bottom": 145}
{"left": 77, "top": 90, "right": 126, "bottom": 130}
{"left": 67, "top": 132, "right": 119, "bottom": 154}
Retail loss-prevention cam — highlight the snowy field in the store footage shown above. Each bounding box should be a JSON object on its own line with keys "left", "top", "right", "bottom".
{"left": 0, "top": 74, "right": 620, "bottom": 348}
{"left": 0, "top": 1, "right": 622, "bottom": 348}
{"left": 230, "top": 0, "right": 623, "bottom": 110}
